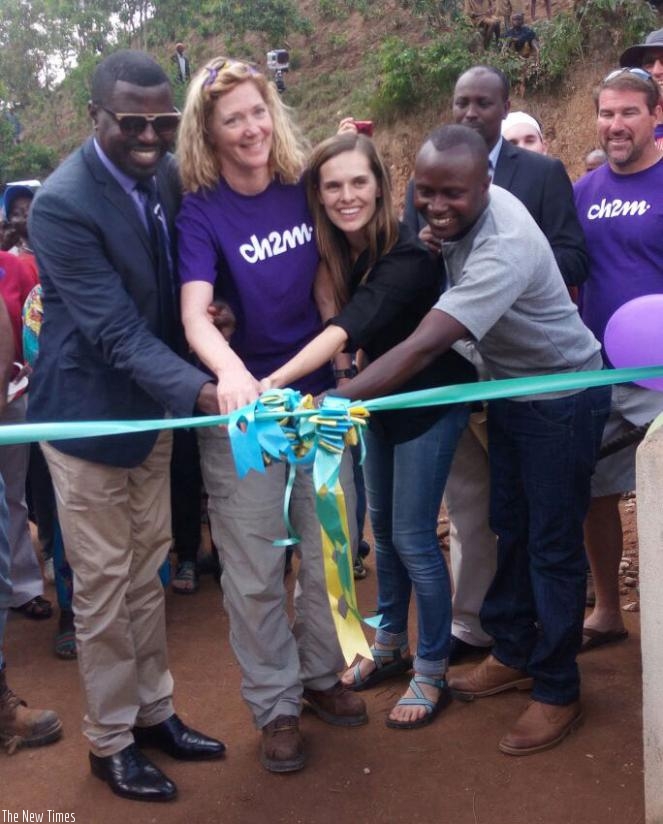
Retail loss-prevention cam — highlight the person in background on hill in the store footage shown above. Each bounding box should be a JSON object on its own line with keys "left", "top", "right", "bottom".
{"left": 574, "top": 68, "right": 663, "bottom": 652}
{"left": 403, "top": 64, "right": 588, "bottom": 667}
{"left": 332, "top": 124, "right": 609, "bottom": 755}
{"left": 0, "top": 293, "right": 62, "bottom": 755}
{"left": 171, "top": 42, "right": 191, "bottom": 84}
{"left": 464, "top": 0, "right": 501, "bottom": 49}
{"left": 584, "top": 148, "right": 607, "bottom": 173}
{"left": 619, "top": 27, "right": 663, "bottom": 151}
{"left": 501, "top": 110, "right": 547, "bottom": 153}
{"left": 502, "top": 13, "right": 540, "bottom": 60}
{"left": 28, "top": 49, "right": 225, "bottom": 802}
{"left": 176, "top": 56, "right": 366, "bottom": 775}
{"left": 262, "top": 131, "right": 476, "bottom": 730}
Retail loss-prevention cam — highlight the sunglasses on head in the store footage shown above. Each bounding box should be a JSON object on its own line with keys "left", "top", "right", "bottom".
{"left": 203, "top": 58, "right": 261, "bottom": 88}
{"left": 603, "top": 67, "right": 656, "bottom": 84}
{"left": 100, "top": 106, "right": 181, "bottom": 137}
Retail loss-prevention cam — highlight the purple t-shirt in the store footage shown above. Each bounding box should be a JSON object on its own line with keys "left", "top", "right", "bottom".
{"left": 574, "top": 158, "right": 663, "bottom": 362}
{"left": 177, "top": 178, "right": 332, "bottom": 393}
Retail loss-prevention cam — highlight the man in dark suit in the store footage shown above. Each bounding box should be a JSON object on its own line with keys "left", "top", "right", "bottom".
{"left": 28, "top": 50, "right": 224, "bottom": 802}
{"left": 170, "top": 42, "right": 191, "bottom": 83}
{"left": 403, "top": 64, "right": 588, "bottom": 666}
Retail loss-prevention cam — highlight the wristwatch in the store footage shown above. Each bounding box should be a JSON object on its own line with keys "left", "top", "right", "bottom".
{"left": 333, "top": 366, "right": 358, "bottom": 380}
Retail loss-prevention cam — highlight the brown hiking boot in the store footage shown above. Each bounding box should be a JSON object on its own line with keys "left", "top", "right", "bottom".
{"left": 260, "top": 715, "right": 304, "bottom": 773}
{"left": 448, "top": 654, "right": 533, "bottom": 699}
{"left": 303, "top": 681, "right": 368, "bottom": 726}
{"left": 0, "top": 669, "right": 63, "bottom": 754}
{"left": 499, "top": 699, "right": 583, "bottom": 755}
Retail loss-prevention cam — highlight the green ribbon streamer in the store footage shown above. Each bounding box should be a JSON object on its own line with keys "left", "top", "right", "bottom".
{"left": 2, "top": 365, "right": 663, "bottom": 446}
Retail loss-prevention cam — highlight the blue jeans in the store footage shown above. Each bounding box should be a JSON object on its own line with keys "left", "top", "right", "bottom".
{"left": 482, "top": 387, "right": 611, "bottom": 705}
{"left": 364, "top": 405, "right": 469, "bottom": 677}
{"left": 0, "top": 472, "right": 10, "bottom": 671}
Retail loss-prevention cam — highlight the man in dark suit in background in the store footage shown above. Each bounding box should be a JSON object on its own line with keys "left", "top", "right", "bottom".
{"left": 28, "top": 50, "right": 224, "bottom": 802}
{"left": 170, "top": 42, "right": 191, "bottom": 83}
{"left": 403, "top": 64, "right": 588, "bottom": 665}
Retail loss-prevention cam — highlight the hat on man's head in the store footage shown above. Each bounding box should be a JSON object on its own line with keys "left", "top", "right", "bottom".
{"left": 501, "top": 111, "right": 543, "bottom": 140}
{"left": 619, "top": 28, "right": 663, "bottom": 67}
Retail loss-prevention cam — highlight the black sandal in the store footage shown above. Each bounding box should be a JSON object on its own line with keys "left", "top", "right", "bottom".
{"left": 11, "top": 595, "right": 53, "bottom": 620}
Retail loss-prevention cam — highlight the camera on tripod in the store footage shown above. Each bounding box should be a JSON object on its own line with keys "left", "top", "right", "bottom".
{"left": 267, "top": 49, "right": 289, "bottom": 94}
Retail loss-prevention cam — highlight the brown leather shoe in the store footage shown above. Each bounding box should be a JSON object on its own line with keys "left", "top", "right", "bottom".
{"left": 448, "top": 654, "right": 533, "bottom": 699}
{"left": 0, "top": 670, "right": 62, "bottom": 755}
{"left": 303, "top": 681, "right": 368, "bottom": 727}
{"left": 260, "top": 715, "right": 305, "bottom": 773}
{"left": 499, "top": 699, "right": 583, "bottom": 755}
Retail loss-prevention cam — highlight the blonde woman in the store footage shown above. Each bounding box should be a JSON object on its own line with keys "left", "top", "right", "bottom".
{"left": 176, "top": 57, "right": 366, "bottom": 774}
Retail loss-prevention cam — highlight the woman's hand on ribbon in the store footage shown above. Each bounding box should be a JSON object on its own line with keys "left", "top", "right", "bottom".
{"left": 216, "top": 364, "right": 261, "bottom": 415}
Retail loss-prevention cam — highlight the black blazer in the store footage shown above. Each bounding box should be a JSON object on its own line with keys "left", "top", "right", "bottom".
{"left": 27, "top": 138, "right": 209, "bottom": 467}
{"left": 491, "top": 140, "right": 587, "bottom": 287}
{"left": 170, "top": 52, "right": 191, "bottom": 82}
{"left": 403, "top": 140, "right": 588, "bottom": 287}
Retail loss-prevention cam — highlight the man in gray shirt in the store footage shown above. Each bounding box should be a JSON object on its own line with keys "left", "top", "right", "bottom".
{"left": 404, "top": 65, "right": 588, "bottom": 665}
{"left": 334, "top": 125, "right": 610, "bottom": 756}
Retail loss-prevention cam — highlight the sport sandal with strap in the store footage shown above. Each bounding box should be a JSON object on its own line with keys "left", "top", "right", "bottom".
{"left": 347, "top": 643, "right": 413, "bottom": 692}
{"left": 386, "top": 675, "right": 452, "bottom": 730}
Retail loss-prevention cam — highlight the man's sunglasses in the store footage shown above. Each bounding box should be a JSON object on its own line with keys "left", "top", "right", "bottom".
{"left": 603, "top": 67, "right": 656, "bottom": 85}
{"left": 100, "top": 106, "right": 181, "bottom": 137}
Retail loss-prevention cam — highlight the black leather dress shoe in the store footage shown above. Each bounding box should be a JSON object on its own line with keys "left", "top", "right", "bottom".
{"left": 449, "top": 635, "right": 491, "bottom": 666}
{"left": 89, "top": 744, "right": 177, "bottom": 802}
{"left": 133, "top": 714, "right": 226, "bottom": 761}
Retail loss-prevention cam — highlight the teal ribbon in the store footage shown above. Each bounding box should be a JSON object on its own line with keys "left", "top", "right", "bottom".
{"left": 4, "top": 365, "right": 659, "bottom": 651}
{"left": 2, "top": 365, "right": 663, "bottom": 447}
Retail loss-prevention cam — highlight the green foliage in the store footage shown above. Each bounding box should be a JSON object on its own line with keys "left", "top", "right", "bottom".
{"left": 577, "top": 0, "right": 658, "bottom": 51}
{"left": 374, "top": 0, "right": 660, "bottom": 116}
{"left": 396, "top": 0, "right": 461, "bottom": 30}
{"left": 148, "top": 0, "right": 201, "bottom": 44}
{"left": 318, "top": 0, "right": 370, "bottom": 20}
{"left": 328, "top": 32, "right": 349, "bottom": 51}
{"left": 524, "top": 13, "right": 585, "bottom": 91}
{"left": 372, "top": 27, "right": 477, "bottom": 117}
{"left": 0, "top": 0, "right": 52, "bottom": 106}
{"left": 318, "top": 0, "right": 348, "bottom": 20}
{"left": 524, "top": 0, "right": 657, "bottom": 92}
{"left": 208, "top": 0, "right": 313, "bottom": 43}
{"left": 0, "top": 117, "right": 56, "bottom": 187}
{"left": 65, "top": 53, "right": 103, "bottom": 110}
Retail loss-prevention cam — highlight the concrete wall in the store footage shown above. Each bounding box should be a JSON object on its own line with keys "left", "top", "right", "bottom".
{"left": 636, "top": 424, "right": 663, "bottom": 824}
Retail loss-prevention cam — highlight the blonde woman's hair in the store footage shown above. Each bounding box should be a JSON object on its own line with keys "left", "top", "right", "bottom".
{"left": 177, "top": 56, "right": 310, "bottom": 193}
{"left": 306, "top": 133, "right": 398, "bottom": 309}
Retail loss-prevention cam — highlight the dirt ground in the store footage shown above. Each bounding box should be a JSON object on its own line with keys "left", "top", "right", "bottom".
{"left": 1, "top": 499, "right": 643, "bottom": 824}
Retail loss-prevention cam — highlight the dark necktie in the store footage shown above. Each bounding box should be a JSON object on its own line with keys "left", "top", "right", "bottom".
{"left": 136, "top": 178, "right": 177, "bottom": 342}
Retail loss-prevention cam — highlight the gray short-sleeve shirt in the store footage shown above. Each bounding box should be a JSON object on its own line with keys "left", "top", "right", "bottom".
{"left": 434, "top": 185, "right": 602, "bottom": 399}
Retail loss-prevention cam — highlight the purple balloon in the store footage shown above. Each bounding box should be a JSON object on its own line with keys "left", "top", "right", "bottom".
{"left": 604, "top": 295, "right": 663, "bottom": 392}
